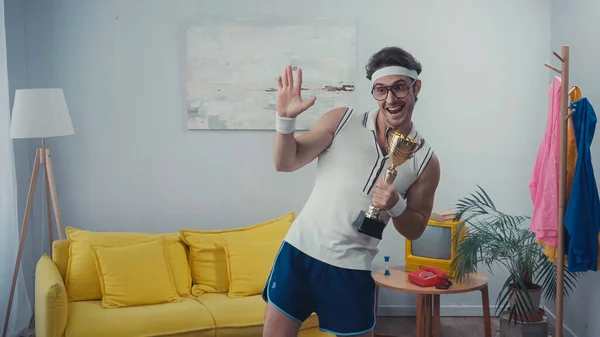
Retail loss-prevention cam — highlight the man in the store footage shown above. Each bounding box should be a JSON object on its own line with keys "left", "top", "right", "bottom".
{"left": 262, "top": 46, "right": 441, "bottom": 337}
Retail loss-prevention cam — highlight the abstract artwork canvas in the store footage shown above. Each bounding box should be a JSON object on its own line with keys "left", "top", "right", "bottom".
{"left": 184, "top": 17, "right": 357, "bottom": 130}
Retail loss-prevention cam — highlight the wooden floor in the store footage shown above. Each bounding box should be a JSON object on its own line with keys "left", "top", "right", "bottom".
{"left": 375, "top": 316, "right": 555, "bottom": 337}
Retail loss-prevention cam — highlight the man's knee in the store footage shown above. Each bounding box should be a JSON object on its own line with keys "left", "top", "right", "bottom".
{"left": 263, "top": 302, "right": 302, "bottom": 337}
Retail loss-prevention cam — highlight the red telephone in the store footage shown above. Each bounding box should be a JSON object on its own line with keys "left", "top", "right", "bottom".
{"left": 408, "top": 267, "right": 452, "bottom": 289}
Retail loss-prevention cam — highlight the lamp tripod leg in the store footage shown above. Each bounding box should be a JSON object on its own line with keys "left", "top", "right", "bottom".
{"left": 43, "top": 148, "right": 64, "bottom": 240}
{"left": 2, "top": 150, "right": 41, "bottom": 337}
{"left": 44, "top": 159, "right": 54, "bottom": 254}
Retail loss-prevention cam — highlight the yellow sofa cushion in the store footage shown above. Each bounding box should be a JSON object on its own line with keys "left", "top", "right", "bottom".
{"left": 195, "top": 293, "right": 319, "bottom": 337}
{"left": 180, "top": 212, "right": 294, "bottom": 295}
{"left": 65, "top": 298, "right": 215, "bottom": 337}
{"left": 52, "top": 239, "right": 70, "bottom": 281}
{"left": 64, "top": 227, "right": 192, "bottom": 301}
{"left": 224, "top": 239, "right": 282, "bottom": 298}
{"left": 90, "top": 238, "right": 182, "bottom": 308}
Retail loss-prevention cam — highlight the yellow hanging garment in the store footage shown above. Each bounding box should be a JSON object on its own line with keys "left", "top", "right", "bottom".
{"left": 538, "top": 86, "right": 581, "bottom": 264}
{"left": 566, "top": 86, "right": 581, "bottom": 200}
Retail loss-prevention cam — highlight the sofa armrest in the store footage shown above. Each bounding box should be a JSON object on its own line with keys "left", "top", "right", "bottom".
{"left": 35, "top": 253, "right": 68, "bottom": 337}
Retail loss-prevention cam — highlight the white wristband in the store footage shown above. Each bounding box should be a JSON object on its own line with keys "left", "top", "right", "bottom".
{"left": 275, "top": 113, "right": 296, "bottom": 134}
{"left": 387, "top": 194, "right": 407, "bottom": 217}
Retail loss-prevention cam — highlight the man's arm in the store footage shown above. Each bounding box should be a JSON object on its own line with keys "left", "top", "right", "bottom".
{"left": 391, "top": 153, "right": 441, "bottom": 240}
{"left": 274, "top": 106, "right": 347, "bottom": 172}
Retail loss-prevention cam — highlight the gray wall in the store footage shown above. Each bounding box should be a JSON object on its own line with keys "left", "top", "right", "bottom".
{"left": 4, "top": 0, "right": 38, "bottom": 309}
{"left": 7, "top": 0, "right": 578, "bottom": 322}
{"left": 542, "top": 2, "right": 600, "bottom": 337}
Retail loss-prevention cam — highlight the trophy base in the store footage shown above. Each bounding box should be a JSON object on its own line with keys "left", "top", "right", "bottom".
{"left": 354, "top": 211, "right": 386, "bottom": 240}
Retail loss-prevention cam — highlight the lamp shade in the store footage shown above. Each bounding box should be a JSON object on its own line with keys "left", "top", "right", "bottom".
{"left": 10, "top": 88, "right": 74, "bottom": 139}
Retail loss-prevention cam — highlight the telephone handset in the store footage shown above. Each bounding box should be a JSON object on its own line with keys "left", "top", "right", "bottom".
{"left": 420, "top": 267, "right": 447, "bottom": 280}
{"left": 408, "top": 266, "right": 453, "bottom": 289}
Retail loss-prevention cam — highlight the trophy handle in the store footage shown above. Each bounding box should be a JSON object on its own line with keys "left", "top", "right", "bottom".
{"left": 417, "top": 138, "right": 425, "bottom": 151}
{"left": 408, "top": 138, "right": 425, "bottom": 159}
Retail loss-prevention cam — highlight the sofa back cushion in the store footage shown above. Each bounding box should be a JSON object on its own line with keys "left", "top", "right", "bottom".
{"left": 90, "top": 237, "right": 182, "bottom": 308}
{"left": 180, "top": 212, "right": 294, "bottom": 295}
{"left": 224, "top": 239, "right": 283, "bottom": 298}
{"left": 52, "top": 239, "right": 70, "bottom": 281}
{"left": 65, "top": 227, "right": 192, "bottom": 302}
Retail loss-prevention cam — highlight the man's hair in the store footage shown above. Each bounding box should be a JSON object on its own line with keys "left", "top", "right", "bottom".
{"left": 365, "top": 46, "right": 423, "bottom": 81}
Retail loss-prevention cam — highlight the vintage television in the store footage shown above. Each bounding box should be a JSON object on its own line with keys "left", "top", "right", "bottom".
{"left": 405, "top": 217, "right": 465, "bottom": 278}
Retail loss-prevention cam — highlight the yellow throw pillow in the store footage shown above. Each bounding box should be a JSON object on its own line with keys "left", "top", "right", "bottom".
{"left": 90, "top": 238, "right": 181, "bottom": 308}
{"left": 180, "top": 212, "right": 294, "bottom": 296}
{"left": 65, "top": 227, "right": 192, "bottom": 301}
{"left": 224, "top": 240, "right": 283, "bottom": 298}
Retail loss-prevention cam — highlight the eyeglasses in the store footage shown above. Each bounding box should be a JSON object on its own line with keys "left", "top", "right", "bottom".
{"left": 371, "top": 79, "right": 416, "bottom": 101}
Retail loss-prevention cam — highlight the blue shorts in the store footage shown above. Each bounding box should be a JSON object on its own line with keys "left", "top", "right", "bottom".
{"left": 262, "top": 241, "right": 377, "bottom": 335}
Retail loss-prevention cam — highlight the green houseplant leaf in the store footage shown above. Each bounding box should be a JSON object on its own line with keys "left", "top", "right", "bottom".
{"left": 450, "top": 185, "right": 583, "bottom": 324}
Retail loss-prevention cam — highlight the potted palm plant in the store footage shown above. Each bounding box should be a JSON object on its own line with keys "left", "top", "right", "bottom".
{"left": 450, "top": 185, "right": 581, "bottom": 324}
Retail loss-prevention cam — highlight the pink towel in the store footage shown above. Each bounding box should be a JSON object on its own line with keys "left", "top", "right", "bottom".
{"left": 529, "top": 76, "right": 562, "bottom": 247}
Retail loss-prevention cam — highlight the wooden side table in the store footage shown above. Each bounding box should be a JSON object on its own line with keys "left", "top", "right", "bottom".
{"left": 372, "top": 266, "right": 492, "bottom": 337}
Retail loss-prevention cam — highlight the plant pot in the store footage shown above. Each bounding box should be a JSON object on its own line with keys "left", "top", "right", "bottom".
{"left": 508, "top": 283, "right": 543, "bottom": 322}
{"left": 506, "top": 307, "right": 546, "bottom": 323}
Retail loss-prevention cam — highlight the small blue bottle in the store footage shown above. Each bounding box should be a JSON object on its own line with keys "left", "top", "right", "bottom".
{"left": 384, "top": 256, "right": 391, "bottom": 276}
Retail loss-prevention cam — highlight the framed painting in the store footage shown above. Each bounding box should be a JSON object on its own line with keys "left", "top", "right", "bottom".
{"left": 183, "top": 17, "right": 357, "bottom": 130}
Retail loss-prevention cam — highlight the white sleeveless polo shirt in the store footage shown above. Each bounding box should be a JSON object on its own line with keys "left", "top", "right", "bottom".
{"left": 283, "top": 107, "right": 435, "bottom": 271}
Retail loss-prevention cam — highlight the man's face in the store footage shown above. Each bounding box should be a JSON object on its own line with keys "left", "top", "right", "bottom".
{"left": 372, "top": 75, "right": 421, "bottom": 129}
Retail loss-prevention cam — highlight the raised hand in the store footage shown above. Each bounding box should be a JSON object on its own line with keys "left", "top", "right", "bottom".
{"left": 276, "top": 65, "right": 317, "bottom": 118}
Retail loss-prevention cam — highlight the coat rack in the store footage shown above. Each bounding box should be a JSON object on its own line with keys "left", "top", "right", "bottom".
{"left": 544, "top": 45, "right": 569, "bottom": 337}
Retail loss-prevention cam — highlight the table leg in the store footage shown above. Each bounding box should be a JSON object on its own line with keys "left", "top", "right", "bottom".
{"left": 424, "top": 295, "right": 431, "bottom": 337}
{"left": 432, "top": 295, "right": 440, "bottom": 337}
{"left": 481, "top": 285, "right": 492, "bottom": 337}
{"left": 416, "top": 294, "right": 423, "bottom": 337}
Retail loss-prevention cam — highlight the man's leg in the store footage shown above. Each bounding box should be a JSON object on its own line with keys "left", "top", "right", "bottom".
{"left": 263, "top": 302, "right": 302, "bottom": 337}
{"left": 313, "top": 262, "right": 377, "bottom": 336}
{"left": 337, "top": 330, "right": 374, "bottom": 337}
{"left": 262, "top": 241, "right": 315, "bottom": 337}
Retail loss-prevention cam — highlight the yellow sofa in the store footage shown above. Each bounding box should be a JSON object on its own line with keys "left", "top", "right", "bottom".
{"left": 34, "top": 212, "right": 332, "bottom": 337}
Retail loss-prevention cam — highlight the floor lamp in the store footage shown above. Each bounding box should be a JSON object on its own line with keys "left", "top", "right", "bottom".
{"left": 3, "top": 88, "right": 74, "bottom": 337}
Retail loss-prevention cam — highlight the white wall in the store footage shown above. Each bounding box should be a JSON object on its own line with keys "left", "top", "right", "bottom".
{"left": 6, "top": 0, "right": 554, "bottom": 317}
{"left": 543, "top": 2, "right": 600, "bottom": 337}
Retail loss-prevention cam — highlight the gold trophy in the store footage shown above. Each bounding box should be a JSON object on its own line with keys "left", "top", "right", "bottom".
{"left": 354, "top": 131, "right": 424, "bottom": 239}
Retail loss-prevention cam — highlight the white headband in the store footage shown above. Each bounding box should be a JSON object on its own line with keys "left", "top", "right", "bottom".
{"left": 371, "top": 66, "right": 419, "bottom": 84}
